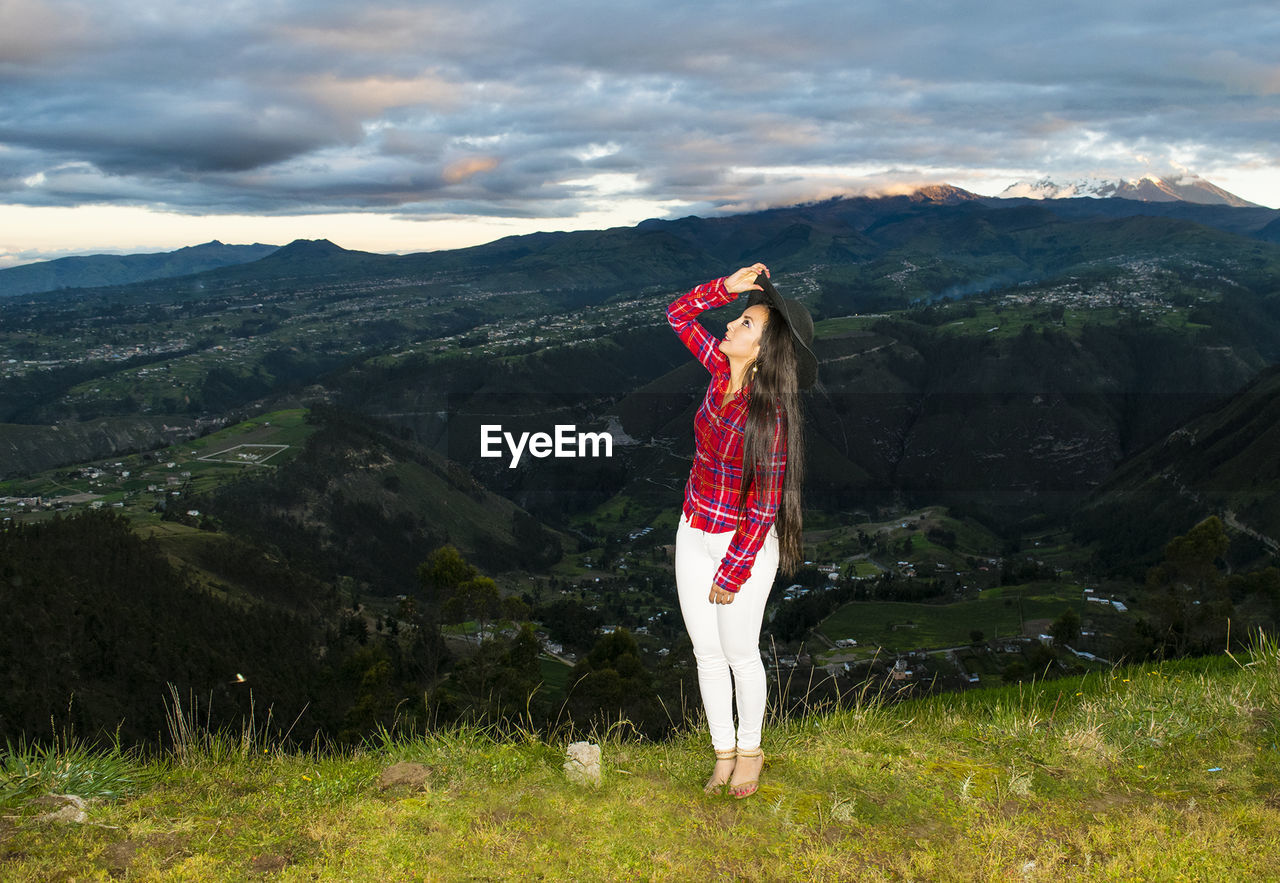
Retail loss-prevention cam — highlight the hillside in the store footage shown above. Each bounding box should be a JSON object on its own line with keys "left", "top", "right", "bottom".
{"left": 0, "top": 407, "right": 573, "bottom": 746}
{"left": 0, "top": 241, "right": 279, "bottom": 298}
{"left": 1074, "top": 365, "right": 1280, "bottom": 571}
{"left": 2, "top": 643, "right": 1277, "bottom": 880}
{"left": 0, "top": 416, "right": 205, "bottom": 480}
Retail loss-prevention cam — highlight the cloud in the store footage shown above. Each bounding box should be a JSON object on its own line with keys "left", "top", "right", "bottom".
{"left": 1, "top": 0, "right": 1277, "bottom": 231}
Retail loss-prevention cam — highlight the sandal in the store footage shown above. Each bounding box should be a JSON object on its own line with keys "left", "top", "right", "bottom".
{"left": 704, "top": 748, "right": 737, "bottom": 795}
{"left": 729, "top": 746, "right": 763, "bottom": 799}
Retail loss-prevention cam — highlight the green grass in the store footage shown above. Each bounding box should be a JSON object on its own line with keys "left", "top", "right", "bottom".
{"left": 3, "top": 639, "right": 1279, "bottom": 879}
{"left": 813, "top": 314, "right": 889, "bottom": 335}
{"left": 1, "top": 735, "right": 143, "bottom": 809}
{"left": 848, "top": 560, "right": 882, "bottom": 578}
{"left": 538, "top": 656, "right": 573, "bottom": 694}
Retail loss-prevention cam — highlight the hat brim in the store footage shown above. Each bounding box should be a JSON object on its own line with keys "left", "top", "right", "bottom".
{"left": 747, "top": 274, "right": 818, "bottom": 390}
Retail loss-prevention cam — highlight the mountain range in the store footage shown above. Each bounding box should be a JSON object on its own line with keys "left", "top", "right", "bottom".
{"left": 999, "top": 174, "right": 1261, "bottom": 208}
{"left": 0, "top": 240, "right": 279, "bottom": 298}
{"left": 2, "top": 176, "right": 1276, "bottom": 300}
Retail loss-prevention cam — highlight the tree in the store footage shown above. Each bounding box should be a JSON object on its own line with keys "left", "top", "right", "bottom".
{"left": 1160, "top": 516, "right": 1229, "bottom": 592}
{"left": 430, "top": 624, "right": 548, "bottom": 725}
{"left": 537, "top": 599, "right": 605, "bottom": 653}
{"left": 1049, "top": 608, "right": 1080, "bottom": 646}
{"left": 419, "top": 545, "right": 476, "bottom": 600}
{"left": 420, "top": 544, "right": 510, "bottom": 631}
{"left": 1142, "top": 517, "right": 1232, "bottom": 657}
{"left": 565, "top": 629, "right": 665, "bottom": 738}
{"left": 443, "top": 575, "right": 502, "bottom": 633}
{"left": 1001, "top": 660, "right": 1029, "bottom": 683}
{"left": 338, "top": 645, "right": 397, "bottom": 742}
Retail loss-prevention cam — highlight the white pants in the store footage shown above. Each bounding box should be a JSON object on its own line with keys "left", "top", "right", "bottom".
{"left": 675, "top": 514, "right": 779, "bottom": 752}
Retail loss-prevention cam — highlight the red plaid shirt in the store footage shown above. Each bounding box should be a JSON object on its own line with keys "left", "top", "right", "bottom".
{"left": 668, "top": 277, "right": 786, "bottom": 593}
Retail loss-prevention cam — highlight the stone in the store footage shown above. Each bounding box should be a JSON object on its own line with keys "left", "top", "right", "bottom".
{"left": 563, "top": 741, "right": 601, "bottom": 786}
{"left": 378, "top": 761, "right": 432, "bottom": 790}
{"left": 35, "top": 794, "right": 87, "bottom": 824}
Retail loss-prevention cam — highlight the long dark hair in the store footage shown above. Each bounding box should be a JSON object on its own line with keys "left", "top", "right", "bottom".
{"left": 739, "top": 303, "right": 805, "bottom": 575}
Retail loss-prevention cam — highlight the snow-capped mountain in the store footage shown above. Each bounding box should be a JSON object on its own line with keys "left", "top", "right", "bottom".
{"left": 1000, "top": 175, "right": 1259, "bottom": 208}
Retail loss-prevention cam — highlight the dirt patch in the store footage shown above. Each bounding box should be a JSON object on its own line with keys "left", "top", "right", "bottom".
{"left": 1248, "top": 706, "right": 1274, "bottom": 733}
{"left": 472, "top": 808, "right": 534, "bottom": 830}
{"left": 144, "top": 833, "right": 191, "bottom": 868}
{"left": 0, "top": 817, "right": 24, "bottom": 863}
{"left": 1063, "top": 726, "right": 1117, "bottom": 761}
{"left": 250, "top": 853, "right": 290, "bottom": 873}
{"left": 902, "top": 816, "right": 953, "bottom": 840}
{"left": 98, "top": 841, "right": 137, "bottom": 876}
{"left": 1080, "top": 792, "right": 1136, "bottom": 814}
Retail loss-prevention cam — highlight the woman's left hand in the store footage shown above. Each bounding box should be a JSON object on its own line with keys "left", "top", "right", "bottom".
{"left": 725, "top": 263, "right": 769, "bottom": 294}
{"left": 709, "top": 586, "right": 736, "bottom": 605}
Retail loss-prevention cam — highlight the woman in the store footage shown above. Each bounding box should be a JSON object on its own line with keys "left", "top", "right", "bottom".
{"left": 667, "top": 262, "right": 817, "bottom": 798}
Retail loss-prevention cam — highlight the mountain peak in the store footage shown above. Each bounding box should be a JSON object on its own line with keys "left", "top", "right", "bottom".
{"left": 909, "top": 184, "right": 984, "bottom": 204}
{"left": 1000, "top": 174, "right": 1259, "bottom": 208}
{"left": 268, "top": 238, "right": 349, "bottom": 259}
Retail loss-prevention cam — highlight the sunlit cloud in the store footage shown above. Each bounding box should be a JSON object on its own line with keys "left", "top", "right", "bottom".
{"left": 442, "top": 156, "right": 501, "bottom": 183}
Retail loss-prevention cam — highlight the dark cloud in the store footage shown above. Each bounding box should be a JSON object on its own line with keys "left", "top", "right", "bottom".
{"left": 1, "top": 0, "right": 1277, "bottom": 219}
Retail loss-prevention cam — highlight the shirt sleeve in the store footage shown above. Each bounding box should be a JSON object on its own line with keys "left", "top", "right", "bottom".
{"left": 666, "top": 277, "right": 735, "bottom": 374}
{"left": 714, "top": 402, "right": 787, "bottom": 593}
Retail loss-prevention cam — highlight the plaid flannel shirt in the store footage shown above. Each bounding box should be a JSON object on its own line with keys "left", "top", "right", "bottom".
{"left": 667, "top": 277, "right": 786, "bottom": 593}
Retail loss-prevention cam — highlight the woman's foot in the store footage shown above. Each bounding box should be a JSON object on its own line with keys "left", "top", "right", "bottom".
{"left": 729, "top": 747, "right": 763, "bottom": 799}
{"left": 704, "top": 749, "right": 737, "bottom": 795}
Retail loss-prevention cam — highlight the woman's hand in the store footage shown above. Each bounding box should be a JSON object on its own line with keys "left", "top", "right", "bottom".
{"left": 709, "top": 586, "right": 736, "bottom": 605}
{"left": 724, "top": 262, "right": 769, "bottom": 294}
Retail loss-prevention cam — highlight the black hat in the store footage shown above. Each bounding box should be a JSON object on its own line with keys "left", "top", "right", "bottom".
{"left": 747, "top": 273, "right": 818, "bottom": 390}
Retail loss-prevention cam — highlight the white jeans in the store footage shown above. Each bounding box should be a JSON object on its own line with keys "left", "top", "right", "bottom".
{"left": 675, "top": 514, "right": 778, "bottom": 752}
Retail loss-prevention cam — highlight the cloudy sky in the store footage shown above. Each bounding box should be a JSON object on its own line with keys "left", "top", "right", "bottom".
{"left": 2, "top": 0, "right": 1277, "bottom": 267}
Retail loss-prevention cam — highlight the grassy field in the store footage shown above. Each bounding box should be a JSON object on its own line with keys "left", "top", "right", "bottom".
{"left": 820, "top": 582, "right": 1089, "bottom": 651}
{"left": 538, "top": 656, "right": 573, "bottom": 694}
{"left": 3, "top": 639, "right": 1278, "bottom": 880}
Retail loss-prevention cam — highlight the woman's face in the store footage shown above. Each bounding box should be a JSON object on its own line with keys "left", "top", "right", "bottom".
{"left": 719, "top": 304, "right": 769, "bottom": 364}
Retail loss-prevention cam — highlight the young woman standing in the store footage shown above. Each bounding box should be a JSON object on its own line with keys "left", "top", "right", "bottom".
{"left": 667, "top": 262, "right": 817, "bottom": 798}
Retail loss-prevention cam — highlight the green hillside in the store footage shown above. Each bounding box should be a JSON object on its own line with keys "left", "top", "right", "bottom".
{"left": 3, "top": 641, "right": 1277, "bottom": 880}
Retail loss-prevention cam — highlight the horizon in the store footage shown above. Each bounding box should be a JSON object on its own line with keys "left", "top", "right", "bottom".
{"left": 2, "top": 174, "right": 1275, "bottom": 271}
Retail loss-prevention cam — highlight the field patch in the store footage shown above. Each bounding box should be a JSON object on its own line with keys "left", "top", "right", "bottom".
{"left": 820, "top": 583, "right": 1090, "bottom": 652}
{"left": 198, "top": 443, "right": 289, "bottom": 466}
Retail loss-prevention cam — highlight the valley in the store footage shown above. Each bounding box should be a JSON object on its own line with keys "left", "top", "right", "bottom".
{"left": 2, "top": 189, "right": 1278, "bottom": 746}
